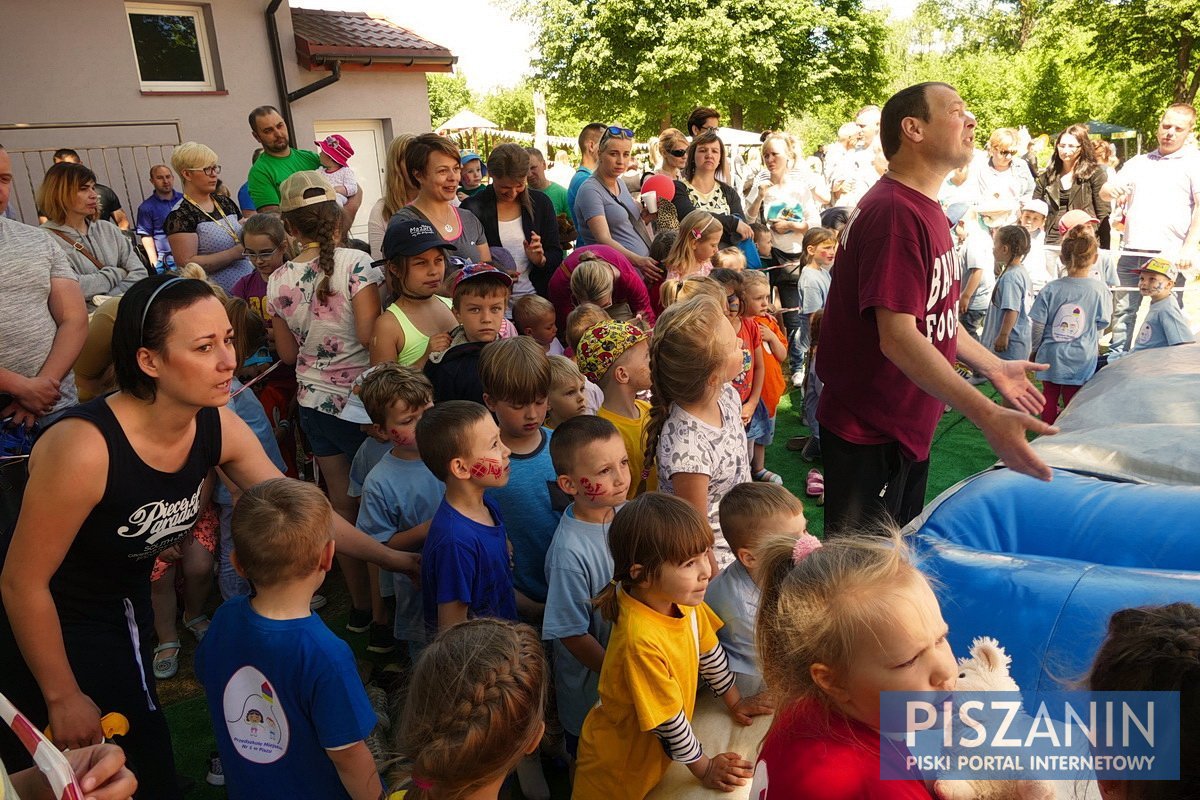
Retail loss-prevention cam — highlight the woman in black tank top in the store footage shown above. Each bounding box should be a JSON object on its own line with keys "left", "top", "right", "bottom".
{"left": 0, "top": 275, "right": 419, "bottom": 798}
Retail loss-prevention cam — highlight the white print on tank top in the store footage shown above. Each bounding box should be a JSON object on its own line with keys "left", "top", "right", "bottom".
{"left": 1050, "top": 304, "right": 1086, "bottom": 342}
{"left": 748, "top": 760, "right": 768, "bottom": 799}
{"left": 117, "top": 479, "right": 205, "bottom": 550}
{"left": 223, "top": 666, "right": 290, "bottom": 763}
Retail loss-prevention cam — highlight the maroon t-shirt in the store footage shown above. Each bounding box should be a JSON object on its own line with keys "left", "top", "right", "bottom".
{"left": 750, "top": 699, "right": 931, "bottom": 800}
{"left": 815, "top": 176, "right": 959, "bottom": 461}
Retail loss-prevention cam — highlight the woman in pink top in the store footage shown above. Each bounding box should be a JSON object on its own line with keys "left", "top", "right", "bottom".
{"left": 549, "top": 244, "right": 656, "bottom": 332}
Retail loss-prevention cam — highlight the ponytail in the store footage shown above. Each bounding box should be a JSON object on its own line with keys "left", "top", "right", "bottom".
{"left": 1059, "top": 223, "right": 1097, "bottom": 275}
{"left": 282, "top": 198, "right": 341, "bottom": 303}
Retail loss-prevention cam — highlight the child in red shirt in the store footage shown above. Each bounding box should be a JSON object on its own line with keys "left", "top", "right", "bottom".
{"left": 711, "top": 269, "right": 772, "bottom": 479}
{"left": 752, "top": 531, "right": 959, "bottom": 799}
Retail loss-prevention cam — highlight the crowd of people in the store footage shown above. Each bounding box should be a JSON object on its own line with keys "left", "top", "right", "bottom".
{"left": 0, "top": 82, "right": 1196, "bottom": 800}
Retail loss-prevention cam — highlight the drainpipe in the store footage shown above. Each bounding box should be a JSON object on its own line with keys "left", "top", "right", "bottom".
{"left": 264, "top": 0, "right": 295, "bottom": 147}
{"left": 288, "top": 60, "right": 342, "bottom": 103}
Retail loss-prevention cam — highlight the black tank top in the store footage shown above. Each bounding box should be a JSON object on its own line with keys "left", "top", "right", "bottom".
{"left": 45, "top": 397, "right": 222, "bottom": 621}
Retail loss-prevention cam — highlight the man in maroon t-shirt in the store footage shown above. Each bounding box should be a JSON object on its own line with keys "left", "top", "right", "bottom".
{"left": 815, "top": 82, "right": 1055, "bottom": 534}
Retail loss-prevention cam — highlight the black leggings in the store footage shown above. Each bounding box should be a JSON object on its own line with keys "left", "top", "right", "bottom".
{"left": 821, "top": 427, "right": 930, "bottom": 536}
{"left": 0, "top": 591, "right": 182, "bottom": 800}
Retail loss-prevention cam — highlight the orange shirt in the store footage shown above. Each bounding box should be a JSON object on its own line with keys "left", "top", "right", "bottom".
{"left": 757, "top": 313, "right": 787, "bottom": 415}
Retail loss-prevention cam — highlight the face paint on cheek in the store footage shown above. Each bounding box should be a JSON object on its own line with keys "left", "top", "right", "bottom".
{"left": 578, "top": 476, "right": 606, "bottom": 500}
{"left": 388, "top": 428, "right": 414, "bottom": 447}
{"left": 470, "top": 459, "right": 504, "bottom": 479}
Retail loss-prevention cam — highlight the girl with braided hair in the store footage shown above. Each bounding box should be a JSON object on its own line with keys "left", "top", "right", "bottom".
{"left": 392, "top": 619, "right": 547, "bottom": 800}
{"left": 1085, "top": 603, "right": 1199, "bottom": 800}
{"left": 267, "top": 171, "right": 383, "bottom": 632}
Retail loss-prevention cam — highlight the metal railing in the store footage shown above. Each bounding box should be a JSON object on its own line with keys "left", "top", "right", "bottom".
{"left": 0, "top": 120, "right": 183, "bottom": 225}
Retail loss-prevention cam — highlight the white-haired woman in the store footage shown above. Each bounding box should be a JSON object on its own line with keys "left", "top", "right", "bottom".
{"left": 165, "top": 141, "right": 253, "bottom": 291}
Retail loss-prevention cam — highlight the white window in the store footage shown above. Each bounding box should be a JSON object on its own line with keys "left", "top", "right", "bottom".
{"left": 125, "top": 3, "right": 218, "bottom": 91}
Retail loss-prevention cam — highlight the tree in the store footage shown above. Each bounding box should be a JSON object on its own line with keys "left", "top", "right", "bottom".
{"left": 1067, "top": 0, "right": 1199, "bottom": 107}
{"left": 515, "top": 0, "right": 888, "bottom": 135}
{"left": 426, "top": 72, "right": 474, "bottom": 129}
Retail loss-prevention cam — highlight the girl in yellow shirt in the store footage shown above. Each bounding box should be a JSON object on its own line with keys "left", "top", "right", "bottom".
{"left": 573, "top": 493, "right": 772, "bottom": 799}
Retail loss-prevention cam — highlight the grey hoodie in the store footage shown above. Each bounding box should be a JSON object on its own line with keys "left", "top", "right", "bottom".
{"left": 42, "top": 219, "right": 147, "bottom": 303}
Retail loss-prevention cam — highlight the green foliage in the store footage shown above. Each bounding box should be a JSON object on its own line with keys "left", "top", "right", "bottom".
{"left": 515, "top": 0, "right": 888, "bottom": 136}
{"left": 426, "top": 72, "right": 474, "bottom": 129}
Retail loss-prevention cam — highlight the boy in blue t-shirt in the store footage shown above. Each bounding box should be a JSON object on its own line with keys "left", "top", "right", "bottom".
{"left": 981, "top": 225, "right": 1034, "bottom": 361}
{"left": 542, "top": 416, "right": 630, "bottom": 753}
{"left": 708, "top": 483, "right": 807, "bottom": 699}
{"left": 1132, "top": 257, "right": 1195, "bottom": 352}
{"left": 479, "top": 335, "right": 564, "bottom": 621}
{"left": 196, "top": 480, "right": 381, "bottom": 800}
{"left": 355, "top": 364, "right": 445, "bottom": 656}
{"left": 415, "top": 400, "right": 517, "bottom": 632}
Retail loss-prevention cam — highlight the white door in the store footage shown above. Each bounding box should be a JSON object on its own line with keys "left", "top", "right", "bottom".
{"left": 313, "top": 119, "right": 385, "bottom": 242}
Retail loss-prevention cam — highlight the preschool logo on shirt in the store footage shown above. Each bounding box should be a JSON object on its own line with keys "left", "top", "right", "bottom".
{"left": 879, "top": 691, "right": 1180, "bottom": 782}
{"left": 222, "top": 666, "right": 291, "bottom": 764}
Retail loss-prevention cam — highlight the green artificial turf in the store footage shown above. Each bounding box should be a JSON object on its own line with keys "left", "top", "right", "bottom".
{"left": 166, "top": 381, "right": 1008, "bottom": 798}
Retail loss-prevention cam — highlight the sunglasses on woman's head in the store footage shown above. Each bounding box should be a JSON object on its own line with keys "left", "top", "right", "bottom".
{"left": 606, "top": 125, "right": 634, "bottom": 138}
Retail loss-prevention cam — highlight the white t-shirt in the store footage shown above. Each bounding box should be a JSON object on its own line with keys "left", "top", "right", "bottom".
{"left": 497, "top": 215, "right": 534, "bottom": 297}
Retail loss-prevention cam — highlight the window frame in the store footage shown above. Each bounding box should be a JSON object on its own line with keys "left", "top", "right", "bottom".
{"left": 125, "top": 2, "right": 218, "bottom": 92}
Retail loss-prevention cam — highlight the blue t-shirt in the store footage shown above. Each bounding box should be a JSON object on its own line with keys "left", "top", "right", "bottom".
{"left": 573, "top": 176, "right": 650, "bottom": 257}
{"left": 705, "top": 560, "right": 760, "bottom": 683}
{"left": 421, "top": 495, "right": 517, "bottom": 632}
{"left": 195, "top": 595, "right": 379, "bottom": 800}
{"left": 566, "top": 166, "right": 593, "bottom": 228}
{"left": 961, "top": 231, "right": 995, "bottom": 311}
{"left": 135, "top": 191, "right": 183, "bottom": 258}
{"left": 980, "top": 264, "right": 1032, "bottom": 361}
{"left": 798, "top": 266, "right": 831, "bottom": 315}
{"left": 347, "top": 437, "right": 391, "bottom": 499}
{"left": 542, "top": 504, "right": 617, "bottom": 736}
{"left": 1030, "top": 276, "right": 1112, "bottom": 385}
{"left": 485, "top": 428, "right": 563, "bottom": 604}
{"left": 215, "top": 379, "right": 286, "bottom": 507}
{"left": 238, "top": 182, "right": 255, "bottom": 213}
{"left": 357, "top": 452, "right": 444, "bottom": 642}
{"left": 1134, "top": 298, "right": 1195, "bottom": 350}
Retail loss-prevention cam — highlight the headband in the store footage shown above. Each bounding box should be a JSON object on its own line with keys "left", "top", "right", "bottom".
{"left": 140, "top": 277, "right": 187, "bottom": 345}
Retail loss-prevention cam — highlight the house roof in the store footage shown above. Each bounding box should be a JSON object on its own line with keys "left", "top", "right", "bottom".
{"left": 292, "top": 8, "right": 456, "bottom": 72}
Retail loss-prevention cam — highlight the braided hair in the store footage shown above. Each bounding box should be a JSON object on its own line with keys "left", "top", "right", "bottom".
{"left": 281, "top": 189, "right": 341, "bottom": 304}
{"left": 394, "top": 619, "right": 547, "bottom": 800}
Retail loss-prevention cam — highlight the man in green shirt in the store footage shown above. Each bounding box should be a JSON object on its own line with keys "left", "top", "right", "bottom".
{"left": 245, "top": 105, "right": 323, "bottom": 213}
{"left": 526, "top": 147, "right": 569, "bottom": 217}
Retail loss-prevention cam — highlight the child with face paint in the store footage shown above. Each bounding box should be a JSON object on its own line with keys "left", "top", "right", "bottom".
{"left": 354, "top": 364, "right": 444, "bottom": 657}
{"left": 1130, "top": 257, "right": 1195, "bottom": 352}
{"left": 416, "top": 400, "right": 516, "bottom": 634}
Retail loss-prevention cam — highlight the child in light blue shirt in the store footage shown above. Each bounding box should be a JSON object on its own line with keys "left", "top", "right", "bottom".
{"left": 981, "top": 225, "right": 1034, "bottom": 361}
{"left": 354, "top": 364, "right": 444, "bottom": 655}
{"left": 1030, "top": 226, "right": 1112, "bottom": 423}
{"left": 1131, "top": 258, "right": 1195, "bottom": 352}
{"left": 707, "top": 483, "right": 807, "bottom": 698}
{"left": 542, "top": 416, "right": 630, "bottom": 753}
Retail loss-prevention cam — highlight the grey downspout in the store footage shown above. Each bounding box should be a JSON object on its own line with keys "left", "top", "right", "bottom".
{"left": 288, "top": 60, "right": 342, "bottom": 103}
{"left": 264, "top": 0, "right": 296, "bottom": 147}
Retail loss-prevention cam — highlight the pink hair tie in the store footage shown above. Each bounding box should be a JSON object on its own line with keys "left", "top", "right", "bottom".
{"left": 413, "top": 776, "right": 434, "bottom": 790}
{"left": 792, "top": 534, "right": 823, "bottom": 565}
{"left": 689, "top": 227, "right": 702, "bottom": 240}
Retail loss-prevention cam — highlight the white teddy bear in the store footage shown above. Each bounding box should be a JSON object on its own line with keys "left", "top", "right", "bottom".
{"left": 933, "top": 636, "right": 1056, "bottom": 800}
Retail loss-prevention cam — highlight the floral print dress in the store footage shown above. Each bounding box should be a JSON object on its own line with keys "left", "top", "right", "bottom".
{"left": 266, "top": 248, "right": 382, "bottom": 415}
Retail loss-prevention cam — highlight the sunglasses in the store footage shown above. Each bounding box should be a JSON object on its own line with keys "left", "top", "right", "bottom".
{"left": 994, "top": 149, "right": 1019, "bottom": 157}
{"left": 667, "top": 148, "right": 687, "bottom": 158}
{"left": 605, "top": 125, "right": 634, "bottom": 138}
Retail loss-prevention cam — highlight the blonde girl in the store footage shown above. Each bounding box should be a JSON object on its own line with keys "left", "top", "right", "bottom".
{"left": 751, "top": 530, "right": 957, "bottom": 800}
{"left": 789, "top": 226, "right": 838, "bottom": 388}
{"left": 1029, "top": 223, "right": 1111, "bottom": 423}
{"left": 368, "top": 133, "right": 417, "bottom": 260}
{"left": 658, "top": 274, "right": 725, "bottom": 310}
{"left": 393, "top": 619, "right": 547, "bottom": 800}
{"left": 570, "top": 253, "right": 617, "bottom": 309}
{"left": 574, "top": 493, "right": 769, "bottom": 798}
{"left": 645, "top": 295, "right": 751, "bottom": 567}
{"left": 267, "top": 171, "right": 383, "bottom": 625}
{"left": 662, "top": 209, "right": 722, "bottom": 281}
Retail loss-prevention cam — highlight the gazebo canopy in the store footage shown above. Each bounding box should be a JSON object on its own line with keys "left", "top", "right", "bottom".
{"left": 436, "top": 109, "right": 498, "bottom": 134}
{"left": 1086, "top": 120, "right": 1137, "bottom": 137}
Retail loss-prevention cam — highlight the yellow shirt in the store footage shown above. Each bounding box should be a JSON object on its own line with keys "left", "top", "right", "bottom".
{"left": 574, "top": 589, "right": 722, "bottom": 799}
{"left": 597, "top": 401, "right": 658, "bottom": 499}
